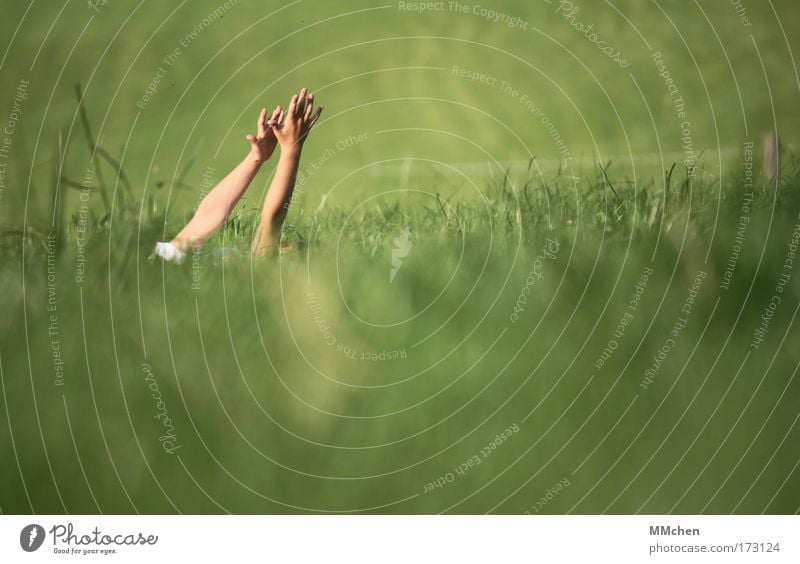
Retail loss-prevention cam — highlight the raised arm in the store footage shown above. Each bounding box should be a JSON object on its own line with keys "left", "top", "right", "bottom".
{"left": 252, "top": 87, "right": 323, "bottom": 256}
{"left": 169, "top": 106, "right": 281, "bottom": 253}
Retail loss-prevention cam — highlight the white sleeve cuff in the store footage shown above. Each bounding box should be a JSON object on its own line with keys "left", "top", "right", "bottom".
{"left": 154, "top": 242, "right": 186, "bottom": 264}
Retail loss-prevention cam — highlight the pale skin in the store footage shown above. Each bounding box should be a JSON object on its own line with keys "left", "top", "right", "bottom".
{"left": 169, "top": 87, "right": 323, "bottom": 256}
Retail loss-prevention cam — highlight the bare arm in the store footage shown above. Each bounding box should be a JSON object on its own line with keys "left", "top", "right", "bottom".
{"left": 252, "top": 87, "right": 323, "bottom": 255}
{"left": 170, "top": 106, "right": 281, "bottom": 252}
{"left": 251, "top": 149, "right": 301, "bottom": 251}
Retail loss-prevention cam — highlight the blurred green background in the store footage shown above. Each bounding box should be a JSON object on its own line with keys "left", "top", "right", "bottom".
{"left": 1, "top": 0, "right": 800, "bottom": 218}
{"left": 1, "top": 0, "right": 799, "bottom": 514}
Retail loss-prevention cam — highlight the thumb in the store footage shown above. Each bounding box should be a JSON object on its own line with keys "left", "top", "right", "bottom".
{"left": 246, "top": 134, "right": 257, "bottom": 145}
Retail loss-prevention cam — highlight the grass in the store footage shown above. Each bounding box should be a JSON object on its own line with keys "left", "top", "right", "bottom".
{"left": 2, "top": 114, "right": 799, "bottom": 512}
{"left": 2, "top": 0, "right": 800, "bottom": 225}
{"left": 1, "top": 0, "right": 799, "bottom": 515}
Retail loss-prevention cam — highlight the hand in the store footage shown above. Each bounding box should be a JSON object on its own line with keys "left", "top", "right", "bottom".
{"left": 272, "top": 87, "right": 324, "bottom": 155}
{"left": 246, "top": 106, "right": 281, "bottom": 164}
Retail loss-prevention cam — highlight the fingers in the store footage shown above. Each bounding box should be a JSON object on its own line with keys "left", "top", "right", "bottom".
{"left": 271, "top": 89, "right": 322, "bottom": 142}
{"left": 287, "top": 94, "right": 299, "bottom": 118}
{"left": 257, "top": 108, "right": 267, "bottom": 138}
{"left": 267, "top": 105, "right": 281, "bottom": 127}
{"left": 268, "top": 106, "right": 285, "bottom": 130}
{"left": 295, "top": 87, "right": 308, "bottom": 117}
{"left": 304, "top": 93, "right": 315, "bottom": 121}
{"left": 308, "top": 105, "right": 324, "bottom": 129}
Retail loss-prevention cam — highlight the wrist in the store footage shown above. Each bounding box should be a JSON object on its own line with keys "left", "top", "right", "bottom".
{"left": 247, "top": 154, "right": 266, "bottom": 167}
{"left": 279, "top": 145, "right": 302, "bottom": 161}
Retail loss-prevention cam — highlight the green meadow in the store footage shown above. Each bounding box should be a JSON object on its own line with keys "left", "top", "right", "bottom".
{"left": 1, "top": 0, "right": 799, "bottom": 514}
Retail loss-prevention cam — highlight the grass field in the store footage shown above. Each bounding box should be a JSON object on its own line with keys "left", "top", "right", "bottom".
{"left": 1, "top": 1, "right": 800, "bottom": 514}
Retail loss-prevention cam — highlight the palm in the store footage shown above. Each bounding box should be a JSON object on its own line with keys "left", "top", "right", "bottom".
{"left": 251, "top": 132, "right": 276, "bottom": 162}
{"left": 273, "top": 88, "right": 324, "bottom": 150}
{"left": 247, "top": 107, "right": 280, "bottom": 164}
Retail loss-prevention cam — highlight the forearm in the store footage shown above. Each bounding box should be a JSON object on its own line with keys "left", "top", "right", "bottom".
{"left": 262, "top": 148, "right": 301, "bottom": 221}
{"left": 252, "top": 148, "right": 302, "bottom": 253}
{"left": 171, "top": 154, "right": 262, "bottom": 250}
{"left": 249, "top": 86, "right": 322, "bottom": 255}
